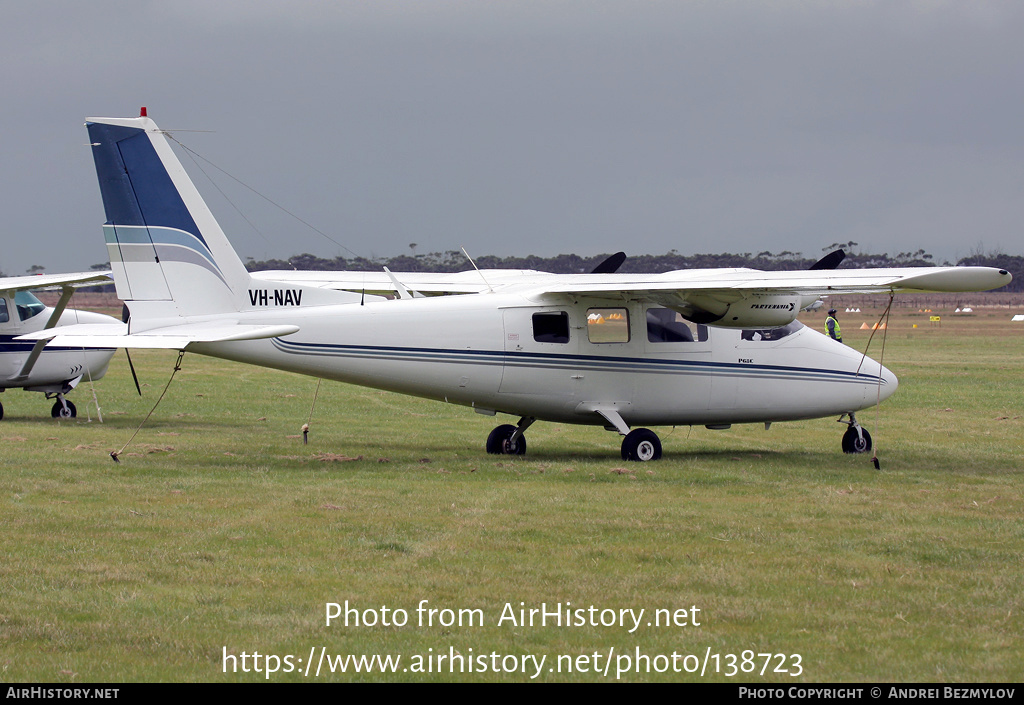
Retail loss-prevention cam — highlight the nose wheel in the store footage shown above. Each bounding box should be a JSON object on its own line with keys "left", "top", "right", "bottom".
{"left": 51, "top": 396, "right": 77, "bottom": 419}
{"left": 839, "top": 413, "right": 871, "bottom": 453}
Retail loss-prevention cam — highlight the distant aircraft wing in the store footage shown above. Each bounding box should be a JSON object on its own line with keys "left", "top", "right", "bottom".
{"left": 251, "top": 269, "right": 548, "bottom": 295}
{"left": 17, "top": 321, "right": 300, "bottom": 349}
{"left": 0, "top": 270, "right": 112, "bottom": 292}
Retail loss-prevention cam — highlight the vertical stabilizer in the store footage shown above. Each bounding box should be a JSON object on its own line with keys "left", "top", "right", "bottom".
{"left": 86, "top": 115, "right": 253, "bottom": 322}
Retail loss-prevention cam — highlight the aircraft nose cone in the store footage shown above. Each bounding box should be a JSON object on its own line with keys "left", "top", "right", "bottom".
{"left": 849, "top": 354, "right": 898, "bottom": 408}
{"left": 879, "top": 364, "right": 899, "bottom": 401}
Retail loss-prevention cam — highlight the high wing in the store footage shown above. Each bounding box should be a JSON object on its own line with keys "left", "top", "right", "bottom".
{"left": 253, "top": 265, "right": 1011, "bottom": 327}
{"left": 533, "top": 266, "right": 1011, "bottom": 327}
{"left": 254, "top": 265, "right": 1010, "bottom": 296}
{"left": 530, "top": 265, "right": 1011, "bottom": 294}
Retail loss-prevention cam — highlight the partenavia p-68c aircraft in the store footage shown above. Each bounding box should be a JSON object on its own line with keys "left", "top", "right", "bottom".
{"left": 1, "top": 271, "right": 117, "bottom": 419}
{"left": 22, "top": 112, "right": 1012, "bottom": 459}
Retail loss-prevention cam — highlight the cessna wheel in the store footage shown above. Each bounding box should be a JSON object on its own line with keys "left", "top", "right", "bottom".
{"left": 842, "top": 425, "right": 872, "bottom": 454}
{"left": 51, "top": 399, "right": 77, "bottom": 419}
{"left": 621, "top": 428, "right": 662, "bottom": 462}
{"left": 486, "top": 424, "right": 527, "bottom": 456}
{"left": 0, "top": 401, "right": 4, "bottom": 421}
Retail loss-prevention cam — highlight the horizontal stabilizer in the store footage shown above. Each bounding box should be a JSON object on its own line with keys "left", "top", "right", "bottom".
{"left": 18, "top": 322, "right": 300, "bottom": 350}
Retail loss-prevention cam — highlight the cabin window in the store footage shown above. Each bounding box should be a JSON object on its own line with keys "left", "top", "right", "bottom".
{"left": 532, "top": 311, "right": 570, "bottom": 343}
{"left": 740, "top": 320, "right": 805, "bottom": 341}
{"left": 646, "top": 307, "right": 708, "bottom": 343}
{"left": 587, "top": 307, "right": 630, "bottom": 343}
{"left": 15, "top": 291, "right": 46, "bottom": 321}
{"left": 0, "top": 298, "right": 9, "bottom": 323}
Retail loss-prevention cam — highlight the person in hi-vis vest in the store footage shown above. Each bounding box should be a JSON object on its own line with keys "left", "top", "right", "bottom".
{"left": 825, "top": 309, "right": 842, "bottom": 342}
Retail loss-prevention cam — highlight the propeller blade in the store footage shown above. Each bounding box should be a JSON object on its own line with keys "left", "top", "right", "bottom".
{"left": 591, "top": 251, "right": 627, "bottom": 274}
{"left": 809, "top": 249, "right": 846, "bottom": 270}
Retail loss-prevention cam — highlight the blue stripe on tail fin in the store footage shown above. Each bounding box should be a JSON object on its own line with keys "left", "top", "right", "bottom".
{"left": 85, "top": 113, "right": 357, "bottom": 323}
{"left": 87, "top": 122, "right": 204, "bottom": 245}
{"left": 86, "top": 115, "right": 251, "bottom": 316}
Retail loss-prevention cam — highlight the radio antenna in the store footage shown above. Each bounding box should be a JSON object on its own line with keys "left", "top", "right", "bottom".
{"left": 462, "top": 247, "right": 494, "bottom": 294}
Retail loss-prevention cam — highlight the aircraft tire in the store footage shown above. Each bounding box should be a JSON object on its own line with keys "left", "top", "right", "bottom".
{"left": 621, "top": 428, "right": 662, "bottom": 462}
{"left": 51, "top": 399, "right": 77, "bottom": 419}
{"left": 0, "top": 401, "right": 4, "bottom": 421}
{"left": 841, "top": 425, "right": 872, "bottom": 454}
{"left": 486, "top": 424, "right": 526, "bottom": 455}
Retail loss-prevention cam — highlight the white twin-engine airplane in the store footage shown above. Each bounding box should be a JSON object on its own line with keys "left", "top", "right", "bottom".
{"left": 22, "top": 112, "right": 1012, "bottom": 460}
{"left": 1, "top": 271, "right": 117, "bottom": 420}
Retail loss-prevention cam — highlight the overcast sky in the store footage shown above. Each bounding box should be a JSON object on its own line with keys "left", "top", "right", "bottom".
{"left": 2, "top": 1, "right": 1022, "bottom": 275}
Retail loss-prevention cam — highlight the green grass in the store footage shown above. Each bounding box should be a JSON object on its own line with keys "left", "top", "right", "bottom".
{"left": 1, "top": 311, "right": 1022, "bottom": 682}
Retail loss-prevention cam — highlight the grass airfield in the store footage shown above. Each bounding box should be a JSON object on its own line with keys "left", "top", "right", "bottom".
{"left": 1, "top": 307, "right": 1021, "bottom": 682}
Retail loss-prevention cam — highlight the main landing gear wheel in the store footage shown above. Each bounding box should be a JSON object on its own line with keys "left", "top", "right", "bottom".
{"left": 0, "top": 401, "right": 4, "bottom": 421}
{"left": 621, "top": 428, "right": 662, "bottom": 462}
{"left": 842, "top": 425, "right": 872, "bottom": 454}
{"left": 486, "top": 424, "right": 527, "bottom": 455}
{"left": 51, "top": 399, "right": 77, "bottom": 419}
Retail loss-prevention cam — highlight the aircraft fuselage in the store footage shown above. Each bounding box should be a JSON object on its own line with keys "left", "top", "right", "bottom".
{"left": 190, "top": 292, "right": 897, "bottom": 428}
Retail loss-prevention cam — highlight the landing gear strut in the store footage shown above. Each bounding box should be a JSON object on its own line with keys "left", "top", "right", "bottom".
{"left": 839, "top": 412, "right": 871, "bottom": 454}
{"left": 486, "top": 417, "right": 534, "bottom": 455}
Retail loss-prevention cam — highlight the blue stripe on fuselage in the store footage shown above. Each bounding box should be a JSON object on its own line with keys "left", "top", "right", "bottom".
{"left": 269, "top": 339, "right": 887, "bottom": 386}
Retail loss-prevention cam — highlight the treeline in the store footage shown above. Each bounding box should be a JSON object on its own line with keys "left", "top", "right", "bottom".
{"left": 245, "top": 245, "right": 1024, "bottom": 293}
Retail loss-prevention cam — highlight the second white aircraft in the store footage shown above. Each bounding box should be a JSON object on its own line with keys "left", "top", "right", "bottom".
{"left": 1, "top": 271, "right": 116, "bottom": 420}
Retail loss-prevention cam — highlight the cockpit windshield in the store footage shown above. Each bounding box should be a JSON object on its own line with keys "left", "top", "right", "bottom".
{"left": 646, "top": 307, "right": 709, "bottom": 343}
{"left": 14, "top": 290, "right": 47, "bottom": 321}
{"left": 740, "top": 320, "right": 805, "bottom": 342}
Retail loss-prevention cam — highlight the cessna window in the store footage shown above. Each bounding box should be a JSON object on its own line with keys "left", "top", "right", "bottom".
{"left": 533, "top": 311, "right": 570, "bottom": 343}
{"left": 646, "top": 307, "right": 708, "bottom": 343}
{"left": 740, "top": 320, "right": 805, "bottom": 341}
{"left": 15, "top": 291, "right": 46, "bottom": 321}
{"left": 587, "top": 308, "right": 630, "bottom": 343}
{"left": 0, "top": 298, "right": 9, "bottom": 323}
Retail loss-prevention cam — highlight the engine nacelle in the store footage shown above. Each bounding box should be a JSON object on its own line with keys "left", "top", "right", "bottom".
{"left": 682, "top": 293, "right": 804, "bottom": 328}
